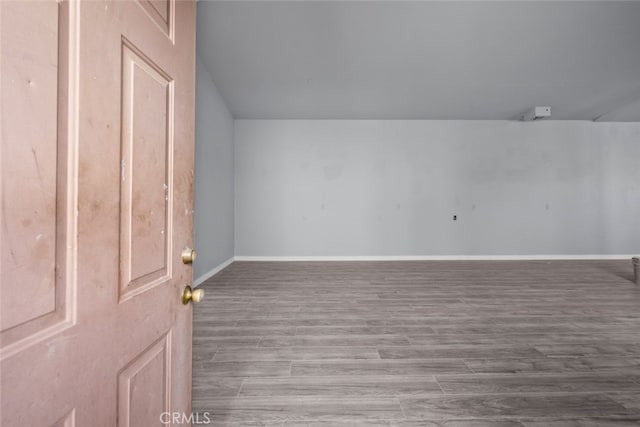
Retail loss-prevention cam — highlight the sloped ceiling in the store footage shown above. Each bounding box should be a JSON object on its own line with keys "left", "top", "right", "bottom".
{"left": 197, "top": 1, "right": 640, "bottom": 121}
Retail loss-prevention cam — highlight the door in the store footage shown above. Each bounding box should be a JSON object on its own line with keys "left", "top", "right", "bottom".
{"left": 1, "top": 0, "right": 196, "bottom": 425}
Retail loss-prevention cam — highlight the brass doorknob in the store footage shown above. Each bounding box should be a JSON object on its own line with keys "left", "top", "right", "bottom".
{"left": 181, "top": 247, "right": 197, "bottom": 264}
{"left": 182, "top": 285, "right": 204, "bottom": 305}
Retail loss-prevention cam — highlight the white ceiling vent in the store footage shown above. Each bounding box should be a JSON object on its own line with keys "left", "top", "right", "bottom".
{"left": 522, "top": 106, "right": 551, "bottom": 121}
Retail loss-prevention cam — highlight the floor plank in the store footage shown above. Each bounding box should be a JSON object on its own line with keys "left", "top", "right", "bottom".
{"left": 201, "top": 397, "right": 405, "bottom": 422}
{"left": 259, "top": 335, "right": 412, "bottom": 347}
{"left": 212, "top": 347, "right": 381, "bottom": 362}
{"left": 399, "top": 393, "right": 629, "bottom": 418}
{"left": 290, "top": 360, "right": 471, "bottom": 376}
{"left": 464, "top": 357, "right": 640, "bottom": 374}
{"left": 239, "top": 376, "right": 443, "bottom": 397}
{"left": 195, "top": 361, "right": 292, "bottom": 377}
{"left": 435, "top": 374, "right": 640, "bottom": 394}
{"left": 378, "top": 344, "right": 543, "bottom": 359}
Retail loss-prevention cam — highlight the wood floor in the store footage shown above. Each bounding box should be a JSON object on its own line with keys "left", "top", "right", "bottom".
{"left": 193, "top": 260, "right": 640, "bottom": 426}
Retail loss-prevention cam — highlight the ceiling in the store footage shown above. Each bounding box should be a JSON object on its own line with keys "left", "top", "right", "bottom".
{"left": 197, "top": 1, "right": 640, "bottom": 121}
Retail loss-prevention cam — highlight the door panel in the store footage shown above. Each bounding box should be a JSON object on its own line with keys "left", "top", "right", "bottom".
{"left": 118, "top": 332, "right": 172, "bottom": 427}
{"left": 139, "top": 0, "right": 174, "bottom": 41}
{"left": 1, "top": 0, "right": 58, "bottom": 331}
{"left": 120, "top": 39, "right": 174, "bottom": 301}
{"left": 52, "top": 410, "right": 77, "bottom": 427}
{"left": 1, "top": 0, "right": 196, "bottom": 425}
{"left": 1, "top": 0, "right": 77, "bottom": 360}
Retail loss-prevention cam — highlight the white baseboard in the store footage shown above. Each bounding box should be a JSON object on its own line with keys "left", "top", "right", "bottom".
{"left": 192, "top": 255, "right": 636, "bottom": 283}
{"left": 193, "top": 256, "right": 235, "bottom": 287}
{"left": 234, "top": 255, "right": 637, "bottom": 262}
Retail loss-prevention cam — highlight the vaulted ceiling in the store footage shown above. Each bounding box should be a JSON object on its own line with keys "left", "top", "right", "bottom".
{"left": 197, "top": 1, "right": 640, "bottom": 121}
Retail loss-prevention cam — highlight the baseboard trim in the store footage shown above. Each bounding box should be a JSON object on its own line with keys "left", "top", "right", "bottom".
{"left": 192, "top": 255, "right": 637, "bottom": 280}
{"left": 193, "top": 256, "right": 235, "bottom": 287}
{"left": 234, "top": 255, "right": 637, "bottom": 262}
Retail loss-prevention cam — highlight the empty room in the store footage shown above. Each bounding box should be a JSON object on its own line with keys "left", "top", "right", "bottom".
{"left": 1, "top": 0, "right": 639, "bottom": 426}
{"left": 192, "top": 1, "right": 640, "bottom": 425}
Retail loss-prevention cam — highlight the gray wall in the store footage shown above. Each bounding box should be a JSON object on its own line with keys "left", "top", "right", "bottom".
{"left": 235, "top": 120, "right": 640, "bottom": 257}
{"left": 193, "top": 56, "right": 234, "bottom": 280}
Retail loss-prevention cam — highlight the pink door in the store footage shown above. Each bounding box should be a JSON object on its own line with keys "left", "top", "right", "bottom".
{"left": 1, "top": 1, "right": 197, "bottom": 425}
